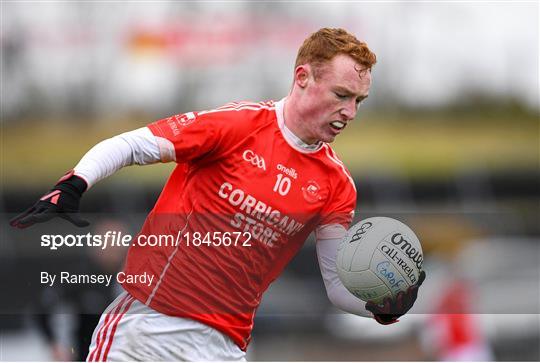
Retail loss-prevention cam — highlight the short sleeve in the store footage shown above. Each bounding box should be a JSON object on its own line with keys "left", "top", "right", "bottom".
{"left": 147, "top": 111, "right": 219, "bottom": 163}
{"left": 318, "top": 175, "right": 357, "bottom": 228}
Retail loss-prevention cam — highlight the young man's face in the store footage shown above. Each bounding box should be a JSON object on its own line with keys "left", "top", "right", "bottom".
{"left": 295, "top": 54, "right": 372, "bottom": 144}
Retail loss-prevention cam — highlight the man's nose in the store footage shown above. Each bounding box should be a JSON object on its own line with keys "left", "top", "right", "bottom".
{"left": 340, "top": 100, "right": 357, "bottom": 120}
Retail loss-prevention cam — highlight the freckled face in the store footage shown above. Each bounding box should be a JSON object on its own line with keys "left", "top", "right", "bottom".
{"left": 296, "top": 54, "right": 372, "bottom": 144}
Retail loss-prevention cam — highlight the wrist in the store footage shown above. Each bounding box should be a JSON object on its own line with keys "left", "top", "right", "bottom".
{"left": 55, "top": 170, "right": 88, "bottom": 195}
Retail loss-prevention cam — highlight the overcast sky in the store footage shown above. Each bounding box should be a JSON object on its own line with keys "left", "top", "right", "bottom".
{"left": 2, "top": 1, "right": 538, "bottom": 115}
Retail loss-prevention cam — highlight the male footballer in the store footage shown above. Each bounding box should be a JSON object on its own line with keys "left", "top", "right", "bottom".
{"left": 11, "top": 28, "right": 425, "bottom": 361}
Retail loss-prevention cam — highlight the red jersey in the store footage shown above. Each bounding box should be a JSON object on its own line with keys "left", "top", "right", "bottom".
{"left": 121, "top": 99, "right": 356, "bottom": 350}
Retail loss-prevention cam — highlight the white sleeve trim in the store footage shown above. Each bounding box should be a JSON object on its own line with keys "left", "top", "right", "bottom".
{"left": 154, "top": 135, "right": 176, "bottom": 163}
{"left": 73, "top": 127, "right": 170, "bottom": 188}
{"left": 316, "top": 236, "right": 373, "bottom": 318}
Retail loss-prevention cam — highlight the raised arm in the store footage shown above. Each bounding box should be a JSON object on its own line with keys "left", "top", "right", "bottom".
{"left": 10, "top": 127, "right": 172, "bottom": 228}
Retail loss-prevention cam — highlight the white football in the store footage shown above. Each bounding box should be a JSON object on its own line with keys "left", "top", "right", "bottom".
{"left": 336, "top": 217, "right": 423, "bottom": 305}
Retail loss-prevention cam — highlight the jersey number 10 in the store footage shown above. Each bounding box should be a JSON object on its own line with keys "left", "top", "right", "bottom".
{"left": 273, "top": 174, "right": 291, "bottom": 196}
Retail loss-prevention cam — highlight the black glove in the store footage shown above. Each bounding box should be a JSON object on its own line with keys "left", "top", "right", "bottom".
{"left": 10, "top": 170, "right": 90, "bottom": 229}
{"left": 366, "top": 270, "right": 426, "bottom": 325}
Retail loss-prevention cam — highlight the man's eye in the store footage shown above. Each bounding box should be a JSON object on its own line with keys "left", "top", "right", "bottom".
{"left": 335, "top": 92, "right": 347, "bottom": 99}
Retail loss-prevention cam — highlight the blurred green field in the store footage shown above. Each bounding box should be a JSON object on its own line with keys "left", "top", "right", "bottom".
{"left": 2, "top": 113, "right": 538, "bottom": 188}
{"left": 334, "top": 113, "right": 539, "bottom": 178}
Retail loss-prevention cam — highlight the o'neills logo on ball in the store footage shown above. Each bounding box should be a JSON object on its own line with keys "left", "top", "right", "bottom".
{"left": 390, "top": 233, "right": 423, "bottom": 270}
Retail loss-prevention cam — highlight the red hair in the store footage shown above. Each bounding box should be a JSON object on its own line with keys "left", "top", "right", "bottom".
{"left": 295, "top": 28, "right": 376, "bottom": 78}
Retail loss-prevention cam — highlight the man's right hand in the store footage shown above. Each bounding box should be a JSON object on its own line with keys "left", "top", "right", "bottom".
{"left": 366, "top": 270, "right": 426, "bottom": 325}
{"left": 10, "top": 170, "right": 90, "bottom": 229}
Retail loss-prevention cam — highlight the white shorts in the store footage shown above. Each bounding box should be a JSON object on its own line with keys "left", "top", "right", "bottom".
{"left": 86, "top": 291, "right": 246, "bottom": 361}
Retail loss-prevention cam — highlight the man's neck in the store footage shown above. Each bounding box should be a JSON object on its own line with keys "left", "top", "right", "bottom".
{"left": 283, "top": 96, "right": 317, "bottom": 145}
{"left": 277, "top": 98, "right": 322, "bottom": 153}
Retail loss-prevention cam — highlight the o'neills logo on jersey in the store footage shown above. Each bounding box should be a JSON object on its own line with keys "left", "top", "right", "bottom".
{"left": 277, "top": 164, "right": 298, "bottom": 179}
{"left": 302, "top": 180, "right": 322, "bottom": 203}
{"left": 242, "top": 150, "right": 266, "bottom": 171}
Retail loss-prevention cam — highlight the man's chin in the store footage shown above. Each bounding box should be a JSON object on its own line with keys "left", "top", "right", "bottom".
{"left": 322, "top": 134, "right": 337, "bottom": 143}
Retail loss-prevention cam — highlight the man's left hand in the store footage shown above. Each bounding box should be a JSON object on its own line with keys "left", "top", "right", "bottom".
{"left": 366, "top": 270, "right": 426, "bottom": 325}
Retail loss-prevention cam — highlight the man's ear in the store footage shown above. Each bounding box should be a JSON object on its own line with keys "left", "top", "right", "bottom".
{"left": 294, "top": 65, "right": 311, "bottom": 89}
